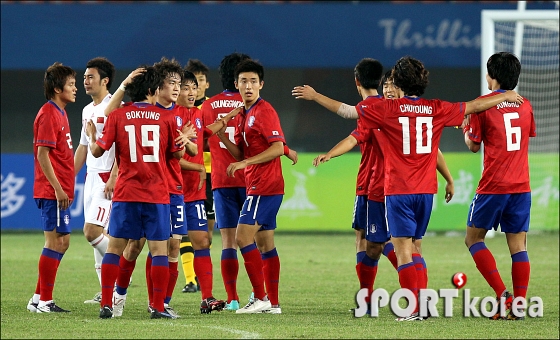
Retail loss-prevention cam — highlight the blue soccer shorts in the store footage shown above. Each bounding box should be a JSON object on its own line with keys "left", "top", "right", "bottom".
{"left": 385, "top": 194, "right": 433, "bottom": 239}
{"left": 213, "top": 187, "right": 246, "bottom": 229}
{"left": 366, "top": 199, "right": 390, "bottom": 243}
{"left": 170, "top": 194, "right": 187, "bottom": 236}
{"left": 352, "top": 195, "right": 368, "bottom": 231}
{"left": 238, "top": 194, "right": 283, "bottom": 231}
{"left": 109, "top": 202, "right": 170, "bottom": 241}
{"left": 185, "top": 200, "right": 208, "bottom": 232}
{"left": 467, "top": 193, "right": 531, "bottom": 233}
{"left": 35, "top": 198, "right": 71, "bottom": 234}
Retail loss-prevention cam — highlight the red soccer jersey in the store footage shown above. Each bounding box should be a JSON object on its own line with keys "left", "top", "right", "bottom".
{"left": 234, "top": 98, "right": 286, "bottom": 196}
{"left": 157, "top": 103, "right": 186, "bottom": 195}
{"left": 96, "top": 102, "right": 182, "bottom": 204}
{"left": 350, "top": 95, "right": 384, "bottom": 196}
{"left": 358, "top": 97, "right": 465, "bottom": 195}
{"left": 182, "top": 107, "right": 207, "bottom": 202}
{"left": 33, "top": 101, "right": 75, "bottom": 200}
{"left": 468, "top": 90, "right": 535, "bottom": 194}
{"left": 201, "top": 91, "right": 246, "bottom": 189}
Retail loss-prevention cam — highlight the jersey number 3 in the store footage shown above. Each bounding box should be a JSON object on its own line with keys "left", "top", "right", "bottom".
{"left": 124, "top": 125, "right": 160, "bottom": 162}
{"left": 398, "top": 116, "right": 433, "bottom": 155}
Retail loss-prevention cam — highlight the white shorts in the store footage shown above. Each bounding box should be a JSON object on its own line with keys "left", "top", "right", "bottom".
{"left": 83, "top": 172, "right": 112, "bottom": 230}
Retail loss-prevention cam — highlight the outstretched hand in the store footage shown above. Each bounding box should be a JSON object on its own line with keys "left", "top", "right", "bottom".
{"left": 292, "top": 85, "right": 317, "bottom": 101}
{"left": 123, "top": 67, "right": 146, "bottom": 87}
{"left": 313, "top": 154, "right": 331, "bottom": 167}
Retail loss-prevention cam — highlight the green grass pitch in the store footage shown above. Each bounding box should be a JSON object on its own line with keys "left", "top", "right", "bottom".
{"left": 1, "top": 231, "right": 558, "bottom": 339}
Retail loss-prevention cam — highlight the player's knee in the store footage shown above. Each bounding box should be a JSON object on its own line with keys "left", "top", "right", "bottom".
{"left": 366, "top": 242, "right": 383, "bottom": 259}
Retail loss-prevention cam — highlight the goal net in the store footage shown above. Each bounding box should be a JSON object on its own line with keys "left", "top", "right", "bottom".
{"left": 481, "top": 8, "right": 559, "bottom": 231}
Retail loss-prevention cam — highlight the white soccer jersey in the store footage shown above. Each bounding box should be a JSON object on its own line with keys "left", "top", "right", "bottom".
{"left": 79, "top": 94, "right": 116, "bottom": 173}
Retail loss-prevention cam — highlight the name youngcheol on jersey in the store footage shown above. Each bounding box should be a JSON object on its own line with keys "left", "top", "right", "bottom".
{"left": 125, "top": 111, "right": 161, "bottom": 120}
{"left": 399, "top": 104, "right": 432, "bottom": 114}
{"left": 210, "top": 100, "right": 243, "bottom": 109}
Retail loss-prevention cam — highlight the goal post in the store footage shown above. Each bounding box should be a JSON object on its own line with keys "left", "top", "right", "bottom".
{"left": 480, "top": 6, "right": 559, "bottom": 231}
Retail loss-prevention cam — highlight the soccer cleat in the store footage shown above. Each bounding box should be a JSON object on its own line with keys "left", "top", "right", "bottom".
{"left": 84, "top": 291, "right": 102, "bottom": 304}
{"left": 225, "top": 300, "right": 240, "bottom": 311}
{"left": 147, "top": 304, "right": 154, "bottom": 313}
{"left": 112, "top": 292, "right": 126, "bottom": 317}
{"left": 396, "top": 312, "right": 423, "bottom": 321}
{"left": 182, "top": 282, "right": 198, "bottom": 293}
{"left": 248, "top": 292, "right": 255, "bottom": 304}
{"left": 36, "top": 302, "right": 70, "bottom": 313}
{"left": 150, "top": 309, "right": 177, "bottom": 319}
{"left": 99, "top": 305, "right": 113, "bottom": 319}
{"left": 164, "top": 305, "right": 181, "bottom": 318}
{"left": 200, "top": 297, "right": 226, "bottom": 314}
{"left": 489, "top": 290, "right": 513, "bottom": 320}
{"left": 262, "top": 305, "right": 282, "bottom": 314}
{"left": 27, "top": 298, "right": 38, "bottom": 313}
{"left": 235, "top": 298, "right": 272, "bottom": 314}
{"left": 506, "top": 310, "right": 525, "bottom": 321}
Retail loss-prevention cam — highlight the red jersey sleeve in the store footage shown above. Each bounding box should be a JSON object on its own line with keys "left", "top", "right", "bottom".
{"left": 35, "top": 112, "right": 58, "bottom": 148}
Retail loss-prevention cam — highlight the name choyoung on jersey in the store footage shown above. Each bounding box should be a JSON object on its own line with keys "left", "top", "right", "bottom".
{"left": 399, "top": 104, "right": 433, "bottom": 114}
{"left": 125, "top": 111, "right": 161, "bottom": 120}
{"left": 210, "top": 99, "right": 243, "bottom": 110}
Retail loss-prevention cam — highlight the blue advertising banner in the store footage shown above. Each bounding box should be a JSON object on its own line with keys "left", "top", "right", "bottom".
{"left": 1, "top": 2, "right": 556, "bottom": 70}
{"left": 1, "top": 154, "right": 86, "bottom": 230}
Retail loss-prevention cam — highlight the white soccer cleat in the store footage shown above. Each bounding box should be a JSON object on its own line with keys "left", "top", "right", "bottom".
{"left": 235, "top": 298, "right": 271, "bottom": 314}
{"left": 395, "top": 312, "right": 423, "bottom": 321}
{"left": 112, "top": 292, "right": 126, "bottom": 317}
{"left": 262, "top": 306, "right": 282, "bottom": 314}
{"left": 27, "top": 298, "right": 38, "bottom": 313}
{"left": 84, "top": 292, "right": 101, "bottom": 304}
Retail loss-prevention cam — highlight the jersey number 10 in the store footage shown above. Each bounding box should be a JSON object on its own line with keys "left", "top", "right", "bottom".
{"left": 398, "top": 116, "right": 433, "bottom": 155}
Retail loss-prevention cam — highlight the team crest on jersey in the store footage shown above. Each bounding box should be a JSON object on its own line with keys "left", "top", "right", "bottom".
{"left": 272, "top": 130, "right": 279, "bottom": 135}
{"left": 369, "top": 223, "right": 377, "bottom": 234}
{"left": 195, "top": 118, "right": 202, "bottom": 130}
{"left": 175, "top": 116, "right": 183, "bottom": 127}
{"left": 248, "top": 116, "right": 256, "bottom": 127}
{"left": 63, "top": 214, "right": 70, "bottom": 226}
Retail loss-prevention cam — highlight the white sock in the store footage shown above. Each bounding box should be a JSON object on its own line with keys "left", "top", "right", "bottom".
{"left": 33, "top": 294, "right": 40, "bottom": 304}
{"left": 38, "top": 300, "right": 52, "bottom": 308}
{"left": 90, "top": 234, "right": 109, "bottom": 285}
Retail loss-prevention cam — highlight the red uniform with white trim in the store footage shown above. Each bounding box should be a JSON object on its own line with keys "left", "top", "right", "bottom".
{"left": 468, "top": 91, "right": 535, "bottom": 194}
{"left": 233, "top": 98, "right": 286, "bottom": 196}
{"left": 357, "top": 97, "right": 465, "bottom": 195}
{"left": 33, "top": 101, "right": 75, "bottom": 200}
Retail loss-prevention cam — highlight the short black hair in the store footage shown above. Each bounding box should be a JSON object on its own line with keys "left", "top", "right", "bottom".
{"left": 354, "top": 58, "right": 383, "bottom": 90}
{"left": 182, "top": 69, "right": 198, "bottom": 88}
{"left": 86, "top": 57, "right": 116, "bottom": 90}
{"left": 487, "top": 52, "right": 521, "bottom": 90}
{"left": 219, "top": 52, "right": 251, "bottom": 91}
{"left": 44, "top": 62, "right": 76, "bottom": 100}
{"left": 381, "top": 70, "right": 393, "bottom": 86}
{"left": 392, "top": 56, "right": 429, "bottom": 97}
{"left": 125, "top": 65, "right": 161, "bottom": 102}
{"left": 234, "top": 59, "right": 264, "bottom": 83}
{"left": 186, "top": 59, "right": 209, "bottom": 78}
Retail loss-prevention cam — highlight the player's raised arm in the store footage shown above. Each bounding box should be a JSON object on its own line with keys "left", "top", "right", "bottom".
{"left": 464, "top": 90, "right": 523, "bottom": 116}
{"left": 104, "top": 67, "right": 146, "bottom": 116}
{"left": 292, "top": 84, "right": 358, "bottom": 119}
{"left": 313, "top": 135, "right": 358, "bottom": 167}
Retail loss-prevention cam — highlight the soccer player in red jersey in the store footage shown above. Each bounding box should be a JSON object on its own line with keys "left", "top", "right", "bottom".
{"left": 177, "top": 69, "right": 227, "bottom": 314}
{"left": 463, "top": 52, "right": 535, "bottom": 321}
{"left": 181, "top": 58, "right": 212, "bottom": 294}
{"left": 294, "top": 56, "right": 523, "bottom": 320}
{"left": 28, "top": 62, "right": 77, "bottom": 314}
{"left": 201, "top": 52, "right": 250, "bottom": 311}
{"left": 88, "top": 66, "right": 187, "bottom": 319}
{"left": 218, "top": 59, "right": 297, "bottom": 314}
